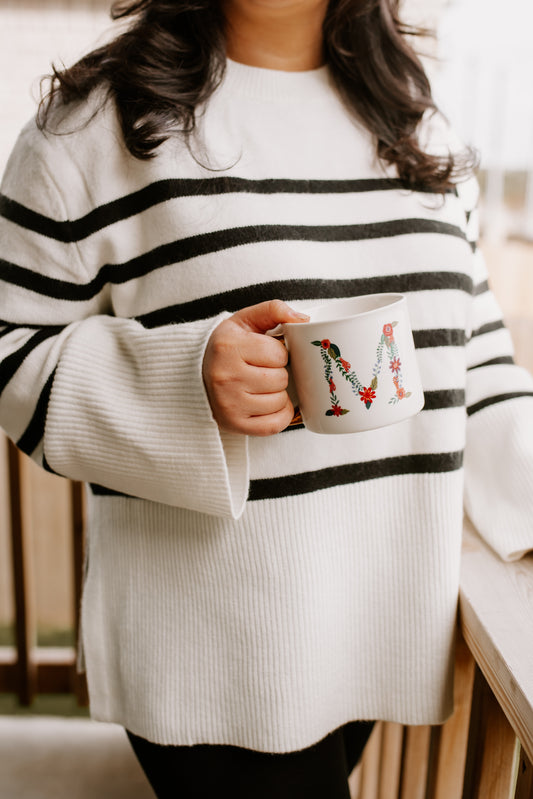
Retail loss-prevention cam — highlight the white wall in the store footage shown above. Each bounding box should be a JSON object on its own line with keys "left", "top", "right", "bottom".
{"left": 434, "top": 0, "right": 533, "bottom": 171}
{"left": 0, "top": 0, "right": 112, "bottom": 171}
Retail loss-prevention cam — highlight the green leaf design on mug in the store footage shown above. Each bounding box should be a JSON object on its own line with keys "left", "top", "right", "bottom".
{"left": 312, "top": 323, "right": 411, "bottom": 416}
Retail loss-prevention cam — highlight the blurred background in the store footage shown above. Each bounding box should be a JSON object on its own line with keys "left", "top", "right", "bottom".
{"left": 0, "top": 1, "right": 531, "bottom": 796}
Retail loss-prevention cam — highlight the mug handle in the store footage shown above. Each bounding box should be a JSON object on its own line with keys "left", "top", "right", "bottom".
{"left": 288, "top": 407, "right": 303, "bottom": 426}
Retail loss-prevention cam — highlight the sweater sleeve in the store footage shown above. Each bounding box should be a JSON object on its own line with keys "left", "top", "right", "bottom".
{"left": 0, "top": 121, "right": 249, "bottom": 519}
{"left": 460, "top": 178, "right": 533, "bottom": 561}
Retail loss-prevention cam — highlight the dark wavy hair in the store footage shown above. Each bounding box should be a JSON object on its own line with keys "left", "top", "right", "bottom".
{"left": 38, "top": 0, "right": 474, "bottom": 191}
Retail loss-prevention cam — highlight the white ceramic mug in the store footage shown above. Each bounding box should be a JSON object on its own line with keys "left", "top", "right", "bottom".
{"left": 280, "top": 294, "right": 425, "bottom": 434}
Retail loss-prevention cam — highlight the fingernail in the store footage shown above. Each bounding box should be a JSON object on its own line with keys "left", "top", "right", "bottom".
{"left": 291, "top": 311, "right": 310, "bottom": 321}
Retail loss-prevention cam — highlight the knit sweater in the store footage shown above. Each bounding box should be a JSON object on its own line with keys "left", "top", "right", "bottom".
{"left": 1, "top": 59, "right": 532, "bottom": 752}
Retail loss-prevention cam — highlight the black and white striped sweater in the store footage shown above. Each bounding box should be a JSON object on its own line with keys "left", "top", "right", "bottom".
{"left": 1, "top": 59, "right": 532, "bottom": 751}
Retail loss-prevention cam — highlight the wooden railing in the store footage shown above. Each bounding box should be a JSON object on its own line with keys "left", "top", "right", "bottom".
{"left": 0, "top": 439, "right": 87, "bottom": 705}
{"left": 350, "top": 518, "right": 533, "bottom": 799}
{"left": 1, "top": 440, "right": 532, "bottom": 799}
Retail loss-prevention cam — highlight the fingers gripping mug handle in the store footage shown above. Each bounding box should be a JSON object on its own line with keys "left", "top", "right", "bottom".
{"left": 266, "top": 326, "right": 303, "bottom": 428}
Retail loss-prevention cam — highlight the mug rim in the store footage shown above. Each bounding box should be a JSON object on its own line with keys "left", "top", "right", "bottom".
{"left": 283, "top": 292, "right": 405, "bottom": 328}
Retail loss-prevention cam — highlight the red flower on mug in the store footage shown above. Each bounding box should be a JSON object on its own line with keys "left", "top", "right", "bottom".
{"left": 331, "top": 403, "right": 343, "bottom": 416}
{"left": 389, "top": 357, "right": 401, "bottom": 373}
{"left": 383, "top": 323, "right": 394, "bottom": 338}
{"left": 328, "top": 378, "right": 336, "bottom": 393}
{"left": 396, "top": 387, "right": 407, "bottom": 399}
{"left": 359, "top": 387, "right": 376, "bottom": 405}
{"left": 320, "top": 339, "right": 331, "bottom": 349}
{"left": 340, "top": 358, "right": 351, "bottom": 371}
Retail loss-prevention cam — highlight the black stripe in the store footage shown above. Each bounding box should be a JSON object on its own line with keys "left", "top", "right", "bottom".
{"left": 422, "top": 389, "right": 465, "bottom": 410}
{"left": 468, "top": 356, "right": 515, "bottom": 371}
{"left": 467, "top": 392, "right": 533, "bottom": 416}
{"left": 0, "top": 319, "right": 68, "bottom": 331}
{"left": 0, "top": 327, "right": 62, "bottom": 394}
{"left": 88, "top": 450, "right": 464, "bottom": 502}
{"left": 0, "top": 257, "right": 104, "bottom": 302}
{"left": 473, "top": 280, "right": 489, "bottom": 296}
{"left": 138, "top": 272, "right": 474, "bottom": 328}
{"left": 0, "top": 178, "right": 448, "bottom": 242}
{"left": 140, "top": 292, "right": 465, "bottom": 350}
{"left": 16, "top": 369, "right": 56, "bottom": 456}
{"left": 471, "top": 320, "right": 505, "bottom": 338}
{"left": 248, "top": 451, "right": 464, "bottom": 501}
{"left": 413, "top": 329, "right": 466, "bottom": 348}
{"left": 90, "top": 483, "right": 132, "bottom": 498}
{"left": 0, "top": 218, "right": 467, "bottom": 301}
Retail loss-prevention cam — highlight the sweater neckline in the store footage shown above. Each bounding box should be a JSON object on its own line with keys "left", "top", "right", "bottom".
{"left": 222, "top": 57, "right": 334, "bottom": 101}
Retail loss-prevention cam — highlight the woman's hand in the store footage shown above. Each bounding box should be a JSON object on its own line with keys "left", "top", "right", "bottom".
{"left": 203, "top": 300, "right": 309, "bottom": 436}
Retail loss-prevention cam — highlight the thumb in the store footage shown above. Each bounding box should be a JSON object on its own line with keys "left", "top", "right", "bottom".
{"left": 234, "top": 299, "right": 310, "bottom": 334}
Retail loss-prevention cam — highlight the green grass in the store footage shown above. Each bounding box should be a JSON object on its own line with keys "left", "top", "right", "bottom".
{"left": 37, "top": 628, "right": 76, "bottom": 647}
{"left": 0, "top": 624, "right": 75, "bottom": 648}
{"left": 0, "top": 693, "right": 90, "bottom": 717}
{"left": 0, "top": 624, "right": 14, "bottom": 646}
{"left": 0, "top": 624, "right": 88, "bottom": 716}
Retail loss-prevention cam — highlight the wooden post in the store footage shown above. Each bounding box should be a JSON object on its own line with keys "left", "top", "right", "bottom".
{"left": 70, "top": 480, "right": 88, "bottom": 705}
{"left": 398, "top": 725, "right": 432, "bottom": 799}
{"left": 430, "top": 632, "right": 477, "bottom": 799}
{"left": 7, "top": 440, "right": 36, "bottom": 705}
{"left": 515, "top": 745, "right": 533, "bottom": 799}
{"left": 460, "top": 520, "right": 533, "bottom": 764}
{"left": 358, "top": 722, "right": 383, "bottom": 799}
{"left": 462, "top": 665, "right": 517, "bottom": 799}
{"left": 378, "top": 722, "right": 404, "bottom": 799}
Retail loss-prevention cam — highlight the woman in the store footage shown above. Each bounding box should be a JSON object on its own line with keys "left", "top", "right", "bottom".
{"left": 1, "top": 0, "right": 532, "bottom": 796}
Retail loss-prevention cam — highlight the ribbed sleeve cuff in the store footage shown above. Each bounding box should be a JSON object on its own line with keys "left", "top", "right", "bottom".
{"left": 44, "top": 313, "right": 249, "bottom": 519}
{"left": 464, "top": 398, "right": 533, "bottom": 561}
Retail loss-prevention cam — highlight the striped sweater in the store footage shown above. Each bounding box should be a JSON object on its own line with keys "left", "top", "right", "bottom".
{"left": 1, "top": 59, "right": 532, "bottom": 751}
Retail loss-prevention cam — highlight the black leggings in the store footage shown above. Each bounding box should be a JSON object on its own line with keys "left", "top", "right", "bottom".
{"left": 126, "top": 721, "right": 374, "bottom": 799}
